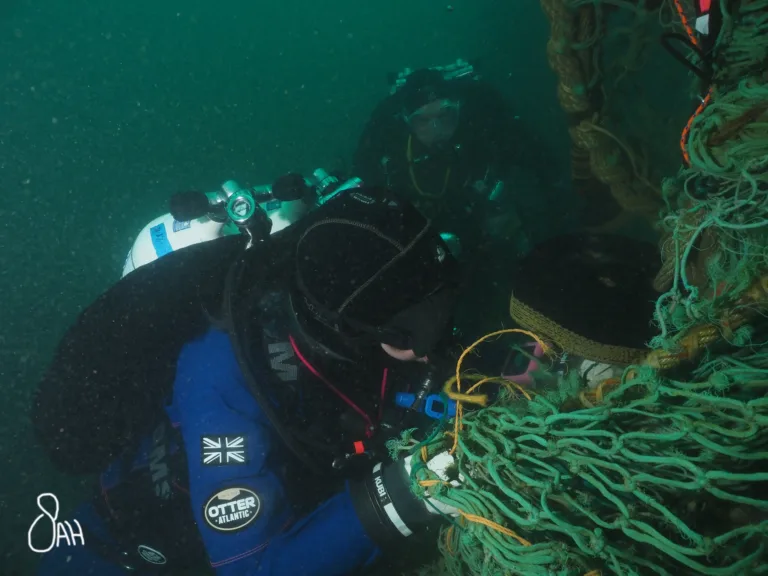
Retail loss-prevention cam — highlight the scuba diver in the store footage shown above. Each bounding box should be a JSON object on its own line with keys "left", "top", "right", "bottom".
{"left": 31, "top": 185, "right": 463, "bottom": 575}
{"left": 352, "top": 60, "right": 561, "bottom": 260}
{"left": 352, "top": 61, "right": 568, "bottom": 346}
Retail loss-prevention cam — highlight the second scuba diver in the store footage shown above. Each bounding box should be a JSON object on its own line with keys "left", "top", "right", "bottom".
{"left": 353, "top": 65, "right": 564, "bottom": 259}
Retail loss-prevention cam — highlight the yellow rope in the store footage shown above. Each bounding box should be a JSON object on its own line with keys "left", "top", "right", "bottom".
{"left": 448, "top": 329, "right": 550, "bottom": 454}
{"left": 457, "top": 511, "right": 532, "bottom": 547}
{"left": 407, "top": 134, "right": 451, "bottom": 198}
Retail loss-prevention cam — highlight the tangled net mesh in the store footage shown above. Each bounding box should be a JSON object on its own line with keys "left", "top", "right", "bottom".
{"left": 400, "top": 0, "right": 768, "bottom": 574}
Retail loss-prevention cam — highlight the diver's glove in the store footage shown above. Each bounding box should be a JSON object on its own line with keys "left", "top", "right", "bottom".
{"left": 349, "top": 451, "right": 460, "bottom": 547}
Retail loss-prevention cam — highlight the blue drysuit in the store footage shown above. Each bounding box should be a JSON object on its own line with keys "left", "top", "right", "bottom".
{"left": 37, "top": 328, "right": 380, "bottom": 575}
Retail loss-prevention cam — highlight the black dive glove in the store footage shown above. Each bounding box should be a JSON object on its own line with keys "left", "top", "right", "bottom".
{"left": 349, "top": 451, "right": 460, "bottom": 548}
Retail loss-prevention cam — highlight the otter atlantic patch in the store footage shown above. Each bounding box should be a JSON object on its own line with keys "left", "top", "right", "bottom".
{"left": 137, "top": 544, "right": 166, "bottom": 565}
{"left": 203, "top": 487, "right": 261, "bottom": 532}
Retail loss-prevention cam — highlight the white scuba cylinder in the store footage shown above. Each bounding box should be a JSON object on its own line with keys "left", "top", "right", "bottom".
{"left": 121, "top": 198, "right": 308, "bottom": 278}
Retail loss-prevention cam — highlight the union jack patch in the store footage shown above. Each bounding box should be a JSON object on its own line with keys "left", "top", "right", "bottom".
{"left": 201, "top": 435, "right": 247, "bottom": 466}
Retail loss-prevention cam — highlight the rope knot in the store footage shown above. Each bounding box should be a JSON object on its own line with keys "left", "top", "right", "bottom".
{"left": 709, "top": 371, "right": 731, "bottom": 391}
{"left": 698, "top": 537, "right": 715, "bottom": 555}
{"left": 546, "top": 439, "right": 559, "bottom": 456}
{"left": 527, "top": 509, "right": 540, "bottom": 525}
{"left": 589, "top": 528, "right": 606, "bottom": 554}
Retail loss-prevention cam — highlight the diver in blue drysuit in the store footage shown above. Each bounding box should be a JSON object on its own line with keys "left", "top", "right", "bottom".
{"left": 31, "top": 186, "right": 462, "bottom": 575}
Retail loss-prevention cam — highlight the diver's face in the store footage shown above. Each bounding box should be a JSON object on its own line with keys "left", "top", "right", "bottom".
{"left": 406, "top": 99, "right": 460, "bottom": 148}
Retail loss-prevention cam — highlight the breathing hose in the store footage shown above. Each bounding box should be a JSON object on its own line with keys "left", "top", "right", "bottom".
{"left": 222, "top": 248, "right": 324, "bottom": 475}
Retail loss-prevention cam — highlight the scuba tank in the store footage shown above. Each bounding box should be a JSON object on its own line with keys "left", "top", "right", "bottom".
{"left": 121, "top": 169, "right": 362, "bottom": 277}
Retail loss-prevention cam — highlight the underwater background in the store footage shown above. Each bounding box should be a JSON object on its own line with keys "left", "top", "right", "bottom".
{"left": 0, "top": 0, "right": 692, "bottom": 573}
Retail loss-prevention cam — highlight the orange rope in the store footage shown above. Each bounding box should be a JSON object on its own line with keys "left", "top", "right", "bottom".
{"left": 680, "top": 90, "right": 712, "bottom": 166}
{"left": 419, "top": 479, "right": 445, "bottom": 487}
{"left": 672, "top": 0, "right": 712, "bottom": 166}
{"left": 458, "top": 511, "right": 532, "bottom": 547}
{"left": 579, "top": 374, "right": 629, "bottom": 406}
{"left": 437, "top": 497, "right": 601, "bottom": 574}
{"left": 445, "top": 525, "right": 454, "bottom": 554}
{"left": 672, "top": 0, "right": 699, "bottom": 46}
{"left": 594, "top": 377, "right": 620, "bottom": 402}
{"left": 456, "top": 507, "right": 599, "bottom": 574}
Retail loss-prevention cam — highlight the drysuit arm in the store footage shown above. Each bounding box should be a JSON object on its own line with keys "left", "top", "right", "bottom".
{"left": 214, "top": 451, "right": 459, "bottom": 576}
{"left": 173, "top": 328, "right": 452, "bottom": 576}
{"left": 211, "top": 487, "right": 379, "bottom": 576}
